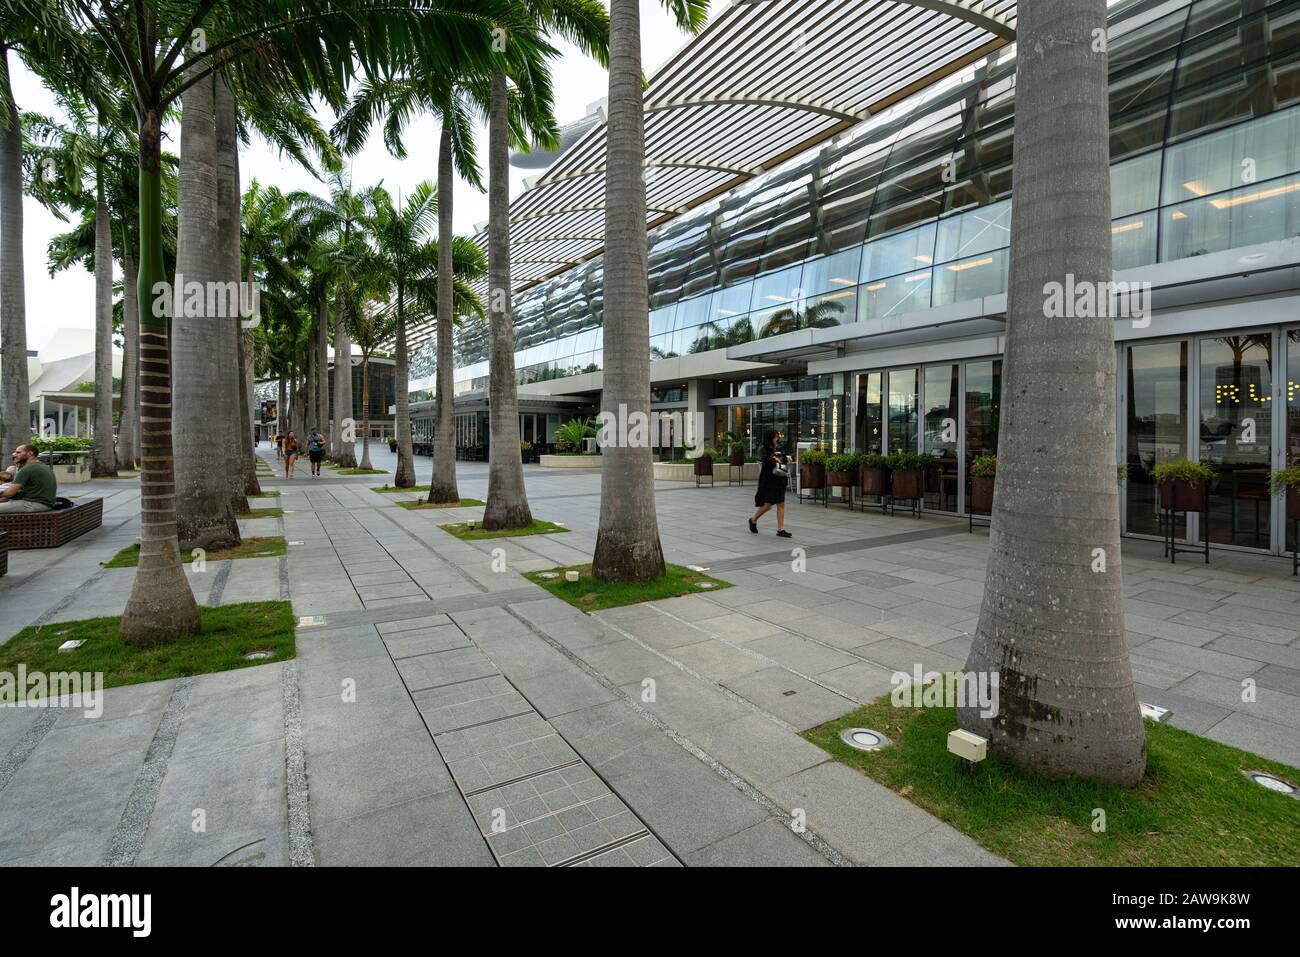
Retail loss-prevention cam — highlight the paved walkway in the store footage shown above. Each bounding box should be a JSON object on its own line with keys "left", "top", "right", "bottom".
{"left": 1, "top": 447, "right": 1297, "bottom": 866}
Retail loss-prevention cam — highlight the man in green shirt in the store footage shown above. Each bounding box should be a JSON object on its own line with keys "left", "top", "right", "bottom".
{"left": 0, "top": 444, "right": 58, "bottom": 512}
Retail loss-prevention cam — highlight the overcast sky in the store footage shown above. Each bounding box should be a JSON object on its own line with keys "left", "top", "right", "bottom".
{"left": 12, "top": 1, "right": 719, "bottom": 358}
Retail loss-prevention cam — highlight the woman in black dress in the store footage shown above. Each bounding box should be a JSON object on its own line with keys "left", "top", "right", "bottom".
{"left": 749, "top": 430, "right": 792, "bottom": 538}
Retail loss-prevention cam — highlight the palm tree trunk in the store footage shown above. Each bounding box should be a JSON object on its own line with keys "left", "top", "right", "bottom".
{"left": 172, "top": 64, "right": 240, "bottom": 551}
{"left": 333, "top": 312, "right": 356, "bottom": 467}
{"left": 359, "top": 354, "right": 372, "bottom": 470}
{"left": 305, "top": 332, "right": 317, "bottom": 439}
{"left": 236, "top": 325, "right": 259, "bottom": 494}
{"left": 956, "top": 0, "right": 1146, "bottom": 786}
{"left": 428, "top": 125, "right": 459, "bottom": 503}
{"left": 394, "top": 285, "right": 415, "bottom": 487}
{"left": 118, "top": 245, "right": 139, "bottom": 468}
{"left": 0, "top": 48, "right": 31, "bottom": 461}
{"left": 215, "top": 75, "right": 249, "bottom": 512}
{"left": 483, "top": 71, "right": 532, "bottom": 530}
{"left": 592, "top": 0, "right": 665, "bottom": 582}
{"left": 91, "top": 177, "right": 117, "bottom": 476}
{"left": 317, "top": 301, "right": 329, "bottom": 456}
{"left": 120, "top": 105, "right": 202, "bottom": 646}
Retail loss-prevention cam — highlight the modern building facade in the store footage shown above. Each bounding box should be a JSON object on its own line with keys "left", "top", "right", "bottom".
{"left": 409, "top": 0, "right": 1300, "bottom": 558}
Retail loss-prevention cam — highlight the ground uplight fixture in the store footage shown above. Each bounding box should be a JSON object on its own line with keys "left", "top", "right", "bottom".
{"left": 244, "top": 651, "right": 275, "bottom": 661}
{"left": 840, "top": 727, "right": 892, "bottom": 752}
{"left": 947, "top": 728, "right": 987, "bottom": 774}
{"left": 1243, "top": 770, "right": 1299, "bottom": 797}
{"left": 696, "top": 581, "right": 716, "bottom": 589}
{"left": 539, "top": 572, "right": 559, "bottom": 579}
{"left": 565, "top": 570, "right": 580, "bottom": 583}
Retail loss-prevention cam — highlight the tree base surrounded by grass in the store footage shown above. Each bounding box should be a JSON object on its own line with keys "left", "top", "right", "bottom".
{"left": 398, "top": 498, "right": 485, "bottom": 510}
{"left": 104, "top": 536, "right": 287, "bottom": 568}
{"left": 525, "top": 563, "right": 732, "bottom": 612}
{"left": 803, "top": 687, "right": 1300, "bottom": 866}
{"left": 0, "top": 601, "right": 295, "bottom": 694}
{"left": 440, "top": 519, "right": 567, "bottom": 540}
{"left": 332, "top": 467, "right": 387, "bottom": 476}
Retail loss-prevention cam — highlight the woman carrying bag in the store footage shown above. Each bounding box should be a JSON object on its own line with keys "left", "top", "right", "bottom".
{"left": 749, "top": 430, "right": 792, "bottom": 538}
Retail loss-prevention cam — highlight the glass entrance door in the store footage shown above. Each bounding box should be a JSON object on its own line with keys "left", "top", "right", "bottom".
{"left": 855, "top": 372, "right": 883, "bottom": 454}
{"left": 1286, "top": 329, "right": 1299, "bottom": 554}
{"left": 886, "top": 368, "right": 919, "bottom": 455}
{"left": 922, "top": 364, "right": 960, "bottom": 512}
{"left": 1126, "top": 341, "right": 1189, "bottom": 539}
{"left": 1199, "top": 334, "right": 1273, "bottom": 549}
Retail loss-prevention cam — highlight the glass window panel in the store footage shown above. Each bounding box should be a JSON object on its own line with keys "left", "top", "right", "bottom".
{"left": 1112, "top": 97, "right": 1172, "bottom": 161}
{"left": 855, "top": 371, "right": 883, "bottom": 455}
{"left": 1175, "top": 6, "right": 1299, "bottom": 93}
{"left": 887, "top": 368, "right": 919, "bottom": 456}
{"left": 861, "top": 222, "right": 937, "bottom": 282}
{"left": 1112, "top": 213, "right": 1159, "bottom": 270}
{"left": 859, "top": 271, "right": 932, "bottom": 321}
{"left": 923, "top": 364, "right": 960, "bottom": 513}
{"left": 964, "top": 358, "right": 1001, "bottom": 510}
{"left": 1200, "top": 334, "right": 1274, "bottom": 547}
{"left": 1163, "top": 107, "right": 1300, "bottom": 204}
{"left": 1287, "top": 329, "right": 1299, "bottom": 552}
{"left": 1112, "top": 150, "right": 1162, "bottom": 218}
{"left": 710, "top": 281, "right": 755, "bottom": 324}
{"left": 749, "top": 264, "right": 804, "bottom": 312}
{"left": 800, "top": 248, "right": 864, "bottom": 298}
{"left": 1126, "top": 341, "right": 1189, "bottom": 538}
{"left": 932, "top": 248, "right": 1009, "bottom": 306}
{"left": 934, "top": 200, "right": 1012, "bottom": 264}
{"left": 1110, "top": 50, "right": 1179, "bottom": 117}
{"left": 1168, "top": 48, "right": 1300, "bottom": 142}
{"left": 649, "top": 304, "right": 676, "bottom": 337}
{"left": 805, "top": 288, "right": 856, "bottom": 330}
{"left": 1160, "top": 172, "right": 1300, "bottom": 260}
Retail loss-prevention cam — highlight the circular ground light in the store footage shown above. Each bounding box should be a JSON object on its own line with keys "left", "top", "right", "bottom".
{"left": 1243, "top": 770, "right": 1299, "bottom": 797}
{"left": 840, "top": 727, "right": 892, "bottom": 751}
{"left": 538, "top": 572, "right": 560, "bottom": 579}
{"left": 696, "top": 582, "right": 716, "bottom": 589}
{"left": 244, "top": 651, "right": 275, "bottom": 661}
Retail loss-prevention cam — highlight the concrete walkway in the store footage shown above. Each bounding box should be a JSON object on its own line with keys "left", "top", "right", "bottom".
{"left": 1, "top": 447, "right": 1297, "bottom": 866}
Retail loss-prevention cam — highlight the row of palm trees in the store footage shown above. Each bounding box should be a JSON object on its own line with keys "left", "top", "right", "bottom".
{"left": 0, "top": 0, "right": 1144, "bottom": 785}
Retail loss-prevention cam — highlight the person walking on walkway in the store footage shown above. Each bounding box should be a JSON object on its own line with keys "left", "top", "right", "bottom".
{"left": 0, "top": 444, "right": 58, "bottom": 513}
{"left": 749, "top": 430, "right": 791, "bottom": 538}
{"left": 307, "top": 427, "right": 325, "bottom": 477}
{"left": 274, "top": 432, "right": 283, "bottom": 459}
{"left": 283, "top": 431, "right": 300, "bottom": 480}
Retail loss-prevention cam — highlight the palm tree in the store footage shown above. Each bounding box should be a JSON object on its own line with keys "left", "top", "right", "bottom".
{"left": 955, "top": 0, "right": 1146, "bottom": 786}
{"left": 593, "top": 0, "right": 706, "bottom": 582}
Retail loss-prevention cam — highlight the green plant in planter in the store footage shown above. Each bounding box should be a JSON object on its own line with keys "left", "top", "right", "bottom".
{"left": 801, "top": 449, "right": 828, "bottom": 466}
{"left": 723, "top": 430, "right": 746, "bottom": 455}
{"left": 825, "top": 452, "right": 862, "bottom": 472}
{"left": 1117, "top": 463, "right": 1129, "bottom": 483}
{"left": 888, "top": 451, "right": 929, "bottom": 471}
{"left": 1269, "top": 466, "right": 1300, "bottom": 495}
{"left": 1151, "top": 458, "right": 1215, "bottom": 487}
{"left": 554, "top": 417, "right": 598, "bottom": 451}
{"left": 30, "top": 435, "right": 93, "bottom": 453}
{"left": 970, "top": 454, "right": 997, "bottom": 477}
{"left": 520, "top": 441, "right": 533, "bottom": 452}
{"left": 859, "top": 452, "right": 889, "bottom": 469}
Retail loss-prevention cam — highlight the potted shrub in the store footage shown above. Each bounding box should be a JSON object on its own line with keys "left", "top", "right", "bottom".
{"left": 858, "top": 452, "right": 889, "bottom": 497}
{"left": 800, "top": 448, "right": 827, "bottom": 492}
{"left": 1152, "top": 459, "right": 1214, "bottom": 511}
{"left": 969, "top": 454, "right": 996, "bottom": 515}
{"left": 724, "top": 431, "right": 746, "bottom": 467}
{"left": 520, "top": 441, "right": 533, "bottom": 463}
{"left": 887, "top": 451, "right": 928, "bottom": 501}
{"left": 1270, "top": 466, "right": 1300, "bottom": 522}
{"left": 825, "top": 452, "right": 860, "bottom": 489}
{"left": 693, "top": 447, "right": 717, "bottom": 477}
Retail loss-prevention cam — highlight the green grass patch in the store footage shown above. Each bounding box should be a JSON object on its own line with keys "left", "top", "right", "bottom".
{"left": 525, "top": 562, "right": 732, "bottom": 612}
{"left": 373, "top": 484, "right": 432, "bottom": 493}
{"left": 334, "top": 467, "right": 387, "bottom": 476}
{"left": 803, "top": 689, "right": 1300, "bottom": 867}
{"left": 103, "top": 536, "right": 287, "bottom": 568}
{"left": 250, "top": 490, "right": 281, "bottom": 499}
{"left": 398, "top": 498, "right": 485, "bottom": 510}
{"left": 0, "top": 601, "right": 295, "bottom": 695}
{"left": 441, "top": 518, "right": 568, "bottom": 540}
{"left": 236, "top": 507, "right": 283, "bottom": 519}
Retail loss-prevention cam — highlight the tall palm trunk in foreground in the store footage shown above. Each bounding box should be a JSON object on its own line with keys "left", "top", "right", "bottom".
{"left": 393, "top": 299, "right": 416, "bottom": 487}
{"left": 592, "top": 0, "right": 665, "bottom": 582}
{"left": 427, "top": 127, "right": 459, "bottom": 503}
{"left": 91, "top": 174, "right": 117, "bottom": 476}
{"left": 120, "top": 104, "right": 201, "bottom": 645}
{"left": 957, "top": 0, "right": 1145, "bottom": 786}
{"left": 0, "top": 48, "right": 30, "bottom": 460}
{"left": 483, "top": 71, "right": 531, "bottom": 530}
{"left": 332, "top": 315, "right": 356, "bottom": 467}
{"left": 359, "top": 354, "right": 372, "bottom": 470}
{"left": 317, "top": 303, "right": 330, "bottom": 455}
{"left": 117, "top": 247, "right": 139, "bottom": 468}
{"left": 215, "top": 76, "right": 250, "bottom": 510}
{"left": 172, "top": 67, "right": 239, "bottom": 550}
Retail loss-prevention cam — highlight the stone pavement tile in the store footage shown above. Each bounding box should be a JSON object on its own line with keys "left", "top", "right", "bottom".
{"left": 472, "top": 631, "right": 576, "bottom": 680}
{"left": 883, "top": 600, "right": 975, "bottom": 627}
{"left": 510, "top": 664, "right": 619, "bottom": 719}
{"left": 297, "top": 654, "right": 402, "bottom": 701}
{"left": 815, "top": 660, "right": 898, "bottom": 703}
{"left": 355, "top": 581, "right": 426, "bottom": 601}
{"left": 575, "top": 641, "right": 683, "bottom": 686}
{"left": 1127, "top": 653, "right": 1200, "bottom": 690}
{"left": 548, "top": 699, "right": 661, "bottom": 768}
{"left": 0, "top": 707, "right": 47, "bottom": 755}
{"left": 601, "top": 612, "right": 714, "bottom": 653}
{"left": 1133, "top": 681, "right": 1233, "bottom": 734}
{"left": 722, "top": 668, "right": 855, "bottom": 731}
{"left": 744, "top": 633, "right": 859, "bottom": 676}
{"left": 870, "top": 616, "right": 965, "bottom": 646}
{"left": 1131, "top": 588, "right": 1227, "bottom": 613}
{"left": 296, "top": 627, "right": 390, "bottom": 666}
{"left": 769, "top": 761, "right": 956, "bottom": 865}
{"left": 364, "top": 595, "right": 432, "bottom": 610}
{"left": 413, "top": 676, "right": 533, "bottom": 734}
{"left": 619, "top": 672, "right": 752, "bottom": 736}
{"left": 442, "top": 730, "right": 580, "bottom": 795}
{"left": 1123, "top": 598, "right": 1187, "bottom": 621}
{"left": 670, "top": 639, "right": 768, "bottom": 683}
{"left": 684, "top": 817, "right": 830, "bottom": 867}
{"left": 825, "top": 585, "right": 919, "bottom": 612}
{"left": 873, "top": 820, "right": 1009, "bottom": 867}
{"left": 1202, "top": 712, "right": 1300, "bottom": 768}
{"left": 51, "top": 678, "right": 175, "bottom": 729}
{"left": 1131, "top": 638, "right": 1261, "bottom": 680}
{"left": 313, "top": 790, "right": 494, "bottom": 866}
{"left": 690, "top": 713, "right": 830, "bottom": 788}
{"left": 1124, "top": 614, "right": 1222, "bottom": 646}
{"left": 308, "top": 728, "right": 456, "bottom": 825}
{"left": 847, "top": 637, "right": 964, "bottom": 676}
{"left": 1207, "top": 634, "right": 1300, "bottom": 670}
{"left": 137, "top": 738, "right": 288, "bottom": 866}
{"left": 931, "top": 634, "right": 974, "bottom": 662}
{"left": 1168, "top": 673, "right": 1300, "bottom": 729}
{"left": 646, "top": 595, "right": 733, "bottom": 623}
{"left": 695, "top": 612, "right": 787, "bottom": 644}
{"left": 1253, "top": 664, "right": 1300, "bottom": 697}
{"left": 375, "top": 613, "right": 454, "bottom": 635}
{"left": 382, "top": 625, "right": 471, "bottom": 659}
{"left": 292, "top": 590, "right": 363, "bottom": 614}
{"left": 349, "top": 570, "right": 415, "bottom": 587}
{"left": 600, "top": 734, "right": 767, "bottom": 854}
{"left": 1205, "top": 602, "right": 1300, "bottom": 633}
{"left": 301, "top": 685, "right": 427, "bottom": 755}
{"left": 395, "top": 646, "right": 499, "bottom": 692}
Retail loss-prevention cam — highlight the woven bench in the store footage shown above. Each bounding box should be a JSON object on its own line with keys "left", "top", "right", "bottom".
{"left": 0, "top": 499, "right": 103, "bottom": 549}
{"left": 0, "top": 531, "right": 7, "bottom": 577}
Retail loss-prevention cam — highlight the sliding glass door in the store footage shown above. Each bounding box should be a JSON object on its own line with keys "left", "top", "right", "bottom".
{"left": 1126, "top": 341, "right": 1189, "bottom": 539}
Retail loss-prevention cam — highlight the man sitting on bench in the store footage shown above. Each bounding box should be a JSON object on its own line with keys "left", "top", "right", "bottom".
{"left": 0, "top": 444, "right": 57, "bottom": 513}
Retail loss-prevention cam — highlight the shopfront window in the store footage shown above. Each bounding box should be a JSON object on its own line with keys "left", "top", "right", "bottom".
{"left": 1287, "top": 330, "right": 1300, "bottom": 553}
{"left": 1200, "top": 334, "right": 1273, "bottom": 548}
{"left": 964, "top": 359, "right": 1001, "bottom": 511}
{"left": 856, "top": 371, "right": 883, "bottom": 454}
{"left": 887, "top": 369, "right": 919, "bottom": 455}
{"left": 923, "top": 365, "right": 960, "bottom": 512}
{"left": 1126, "top": 341, "right": 1189, "bottom": 539}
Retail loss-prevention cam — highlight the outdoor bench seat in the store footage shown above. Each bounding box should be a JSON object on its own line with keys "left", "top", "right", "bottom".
{"left": 0, "top": 531, "right": 7, "bottom": 576}
{"left": 0, "top": 498, "right": 103, "bottom": 549}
